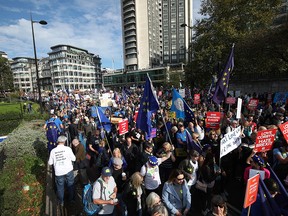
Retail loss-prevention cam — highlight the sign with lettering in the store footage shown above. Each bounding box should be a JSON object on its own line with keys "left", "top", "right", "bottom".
{"left": 244, "top": 174, "right": 260, "bottom": 208}
{"left": 206, "top": 112, "right": 221, "bottom": 129}
{"left": 255, "top": 129, "right": 277, "bottom": 152}
{"left": 118, "top": 119, "right": 129, "bottom": 135}
{"left": 247, "top": 99, "right": 259, "bottom": 110}
{"left": 279, "top": 122, "right": 288, "bottom": 144}
{"left": 220, "top": 126, "right": 242, "bottom": 158}
{"left": 225, "top": 97, "right": 236, "bottom": 104}
{"left": 194, "top": 94, "right": 201, "bottom": 104}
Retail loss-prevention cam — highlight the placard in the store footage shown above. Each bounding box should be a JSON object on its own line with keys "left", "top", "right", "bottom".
{"left": 220, "top": 126, "right": 242, "bottom": 158}
{"left": 247, "top": 99, "right": 259, "bottom": 111}
{"left": 249, "top": 169, "right": 265, "bottom": 180}
{"left": 134, "top": 111, "right": 138, "bottom": 122}
{"left": 236, "top": 98, "right": 242, "bottom": 119}
{"left": 243, "top": 174, "right": 260, "bottom": 208}
{"left": 279, "top": 122, "right": 288, "bottom": 144}
{"left": 254, "top": 129, "right": 277, "bottom": 152}
{"left": 145, "top": 128, "right": 157, "bottom": 140}
{"left": 118, "top": 119, "right": 129, "bottom": 135}
{"left": 206, "top": 112, "right": 221, "bottom": 129}
{"left": 179, "top": 89, "right": 185, "bottom": 98}
{"left": 225, "top": 97, "right": 236, "bottom": 104}
{"left": 194, "top": 94, "right": 201, "bottom": 104}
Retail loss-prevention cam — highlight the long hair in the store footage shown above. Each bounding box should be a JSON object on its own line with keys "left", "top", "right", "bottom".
{"left": 113, "top": 147, "right": 122, "bottom": 158}
{"left": 146, "top": 192, "right": 160, "bottom": 209}
{"left": 130, "top": 172, "right": 143, "bottom": 188}
{"left": 167, "top": 169, "right": 184, "bottom": 183}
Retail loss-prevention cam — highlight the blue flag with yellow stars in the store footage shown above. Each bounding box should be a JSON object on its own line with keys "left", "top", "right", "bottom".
{"left": 171, "top": 88, "right": 195, "bottom": 121}
{"left": 212, "top": 45, "right": 234, "bottom": 104}
{"left": 136, "top": 75, "right": 159, "bottom": 137}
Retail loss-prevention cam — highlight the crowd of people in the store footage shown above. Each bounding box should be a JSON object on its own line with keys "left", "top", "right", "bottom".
{"left": 45, "top": 87, "right": 288, "bottom": 216}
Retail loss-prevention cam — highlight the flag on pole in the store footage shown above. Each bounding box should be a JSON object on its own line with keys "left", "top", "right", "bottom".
{"left": 96, "top": 106, "right": 111, "bottom": 133}
{"left": 171, "top": 88, "right": 195, "bottom": 121}
{"left": 136, "top": 75, "right": 159, "bottom": 137}
{"left": 212, "top": 44, "right": 235, "bottom": 104}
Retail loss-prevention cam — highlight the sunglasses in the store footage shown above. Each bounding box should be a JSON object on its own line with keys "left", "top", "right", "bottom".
{"left": 177, "top": 177, "right": 185, "bottom": 181}
{"left": 214, "top": 204, "right": 224, "bottom": 208}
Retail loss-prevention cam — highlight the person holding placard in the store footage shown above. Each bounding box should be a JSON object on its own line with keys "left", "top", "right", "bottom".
{"left": 243, "top": 155, "right": 270, "bottom": 183}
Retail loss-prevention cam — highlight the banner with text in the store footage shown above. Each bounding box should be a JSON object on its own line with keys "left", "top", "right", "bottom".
{"left": 279, "top": 121, "right": 288, "bottom": 144}
{"left": 243, "top": 174, "right": 260, "bottom": 208}
{"left": 220, "top": 126, "right": 242, "bottom": 158}
{"left": 206, "top": 112, "right": 221, "bottom": 129}
{"left": 247, "top": 98, "right": 259, "bottom": 111}
{"left": 194, "top": 94, "right": 201, "bottom": 104}
{"left": 255, "top": 129, "right": 277, "bottom": 152}
{"left": 118, "top": 119, "right": 129, "bottom": 135}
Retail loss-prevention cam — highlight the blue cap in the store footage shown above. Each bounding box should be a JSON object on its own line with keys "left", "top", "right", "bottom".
{"left": 101, "top": 167, "right": 112, "bottom": 176}
{"left": 252, "top": 155, "right": 265, "bottom": 167}
{"left": 148, "top": 156, "right": 158, "bottom": 166}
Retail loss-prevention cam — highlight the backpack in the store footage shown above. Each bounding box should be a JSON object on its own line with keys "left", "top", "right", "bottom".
{"left": 82, "top": 180, "right": 103, "bottom": 216}
{"left": 46, "top": 119, "right": 60, "bottom": 144}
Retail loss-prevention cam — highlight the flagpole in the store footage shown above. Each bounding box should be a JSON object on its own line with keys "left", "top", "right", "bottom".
{"left": 160, "top": 111, "right": 173, "bottom": 145}
{"left": 96, "top": 106, "right": 113, "bottom": 157}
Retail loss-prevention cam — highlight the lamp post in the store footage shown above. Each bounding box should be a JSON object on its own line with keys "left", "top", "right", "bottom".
{"left": 31, "top": 14, "right": 47, "bottom": 114}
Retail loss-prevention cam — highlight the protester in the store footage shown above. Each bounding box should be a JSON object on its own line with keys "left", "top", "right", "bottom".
{"left": 146, "top": 192, "right": 162, "bottom": 216}
{"left": 206, "top": 194, "right": 228, "bottom": 216}
{"left": 93, "top": 167, "right": 118, "bottom": 216}
{"left": 162, "top": 169, "right": 191, "bottom": 216}
{"left": 48, "top": 136, "right": 76, "bottom": 206}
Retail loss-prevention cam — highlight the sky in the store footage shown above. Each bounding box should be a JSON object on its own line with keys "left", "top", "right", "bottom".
{"left": 0, "top": 0, "right": 202, "bottom": 70}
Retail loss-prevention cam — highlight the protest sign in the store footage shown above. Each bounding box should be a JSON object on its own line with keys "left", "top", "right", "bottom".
{"left": 225, "top": 97, "right": 236, "bottom": 104}
{"left": 220, "top": 126, "right": 242, "bottom": 158}
{"left": 206, "top": 112, "right": 221, "bottom": 129}
{"left": 247, "top": 99, "right": 259, "bottom": 110}
{"left": 118, "top": 119, "right": 129, "bottom": 135}
{"left": 243, "top": 174, "right": 260, "bottom": 208}
{"left": 134, "top": 111, "right": 138, "bottom": 122}
{"left": 194, "top": 94, "right": 200, "bottom": 104}
{"left": 179, "top": 89, "right": 185, "bottom": 98}
{"left": 279, "top": 122, "right": 288, "bottom": 144}
{"left": 254, "top": 129, "right": 277, "bottom": 152}
{"left": 145, "top": 128, "right": 157, "bottom": 140}
{"left": 236, "top": 98, "right": 242, "bottom": 119}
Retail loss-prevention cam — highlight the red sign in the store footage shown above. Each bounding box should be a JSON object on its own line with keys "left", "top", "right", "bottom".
{"left": 194, "top": 94, "right": 201, "bottom": 104}
{"left": 134, "top": 111, "right": 138, "bottom": 122}
{"left": 118, "top": 119, "right": 129, "bottom": 135}
{"left": 225, "top": 97, "right": 236, "bottom": 104}
{"left": 279, "top": 122, "right": 288, "bottom": 144}
{"left": 247, "top": 99, "right": 259, "bottom": 110}
{"left": 206, "top": 112, "right": 221, "bottom": 129}
{"left": 255, "top": 129, "right": 277, "bottom": 152}
{"left": 244, "top": 174, "right": 260, "bottom": 208}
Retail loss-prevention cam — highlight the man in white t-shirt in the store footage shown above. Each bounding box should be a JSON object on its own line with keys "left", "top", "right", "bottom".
{"left": 140, "top": 154, "right": 171, "bottom": 196}
{"left": 48, "top": 135, "right": 76, "bottom": 206}
{"left": 93, "top": 167, "right": 118, "bottom": 216}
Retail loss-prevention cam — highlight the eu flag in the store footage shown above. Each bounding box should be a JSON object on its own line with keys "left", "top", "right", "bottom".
{"left": 171, "top": 88, "right": 195, "bottom": 121}
{"left": 136, "top": 75, "right": 159, "bottom": 137}
{"left": 96, "top": 106, "right": 111, "bottom": 133}
{"left": 212, "top": 45, "right": 235, "bottom": 104}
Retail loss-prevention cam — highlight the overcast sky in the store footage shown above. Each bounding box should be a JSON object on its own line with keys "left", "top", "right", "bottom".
{"left": 0, "top": 0, "right": 202, "bottom": 69}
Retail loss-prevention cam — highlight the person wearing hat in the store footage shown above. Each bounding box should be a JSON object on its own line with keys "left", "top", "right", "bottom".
{"left": 93, "top": 166, "right": 118, "bottom": 215}
{"left": 243, "top": 154, "right": 270, "bottom": 182}
{"left": 48, "top": 135, "right": 76, "bottom": 206}
{"left": 140, "top": 152, "right": 172, "bottom": 196}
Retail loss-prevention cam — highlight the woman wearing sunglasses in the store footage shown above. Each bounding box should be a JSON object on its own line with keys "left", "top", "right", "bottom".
{"left": 206, "top": 194, "right": 228, "bottom": 216}
{"left": 162, "top": 169, "right": 191, "bottom": 216}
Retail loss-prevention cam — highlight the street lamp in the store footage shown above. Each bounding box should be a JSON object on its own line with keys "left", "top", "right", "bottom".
{"left": 31, "top": 14, "right": 47, "bottom": 114}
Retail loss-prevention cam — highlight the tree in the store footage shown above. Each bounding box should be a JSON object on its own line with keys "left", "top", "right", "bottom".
{"left": 0, "top": 57, "right": 14, "bottom": 91}
{"left": 186, "top": 0, "right": 283, "bottom": 89}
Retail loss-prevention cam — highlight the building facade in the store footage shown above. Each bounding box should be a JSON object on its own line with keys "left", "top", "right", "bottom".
{"left": 11, "top": 57, "right": 35, "bottom": 92}
{"left": 162, "top": 0, "right": 192, "bottom": 65}
{"left": 48, "top": 45, "right": 102, "bottom": 91}
{"left": 121, "top": 0, "right": 193, "bottom": 71}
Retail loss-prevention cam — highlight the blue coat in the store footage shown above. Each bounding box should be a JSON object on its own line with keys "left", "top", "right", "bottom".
{"left": 162, "top": 180, "right": 191, "bottom": 215}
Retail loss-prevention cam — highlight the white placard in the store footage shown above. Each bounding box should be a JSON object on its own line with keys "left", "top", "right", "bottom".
{"left": 179, "top": 89, "right": 185, "bottom": 98}
{"left": 220, "top": 126, "right": 242, "bottom": 158}
{"left": 236, "top": 98, "right": 242, "bottom": 119}
{"left": 249, "top": 169, "right": 265, "bottom": 180}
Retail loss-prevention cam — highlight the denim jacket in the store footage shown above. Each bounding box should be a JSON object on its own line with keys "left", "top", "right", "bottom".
{"left": 162, "top": 180, "right": 191, "bottom": 215}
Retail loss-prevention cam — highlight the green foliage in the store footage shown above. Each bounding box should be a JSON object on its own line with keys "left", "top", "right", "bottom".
{"left": 0, "top": 57, "right": 14, "bottom": 91}
{"left": 187, "top": 0, "right": 283, "bottom": 89}
{"left": 0, "top": 121, "right": 47, "bottom": 215}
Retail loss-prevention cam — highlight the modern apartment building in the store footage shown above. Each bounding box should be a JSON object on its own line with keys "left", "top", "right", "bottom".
{"left": 121, "top": 0, "right": 193, "bottom": 71}
{"left": 11, "top": 57, "right": 35, "bottom": 92}
{"left": 162, "top": 0, "right": 192, "bottom": 65}
{"left": 121, "top": 0, "right": 163, "bottom": 71}
{"left": 48, "top": 45, "right": 102, "bottom": 91}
